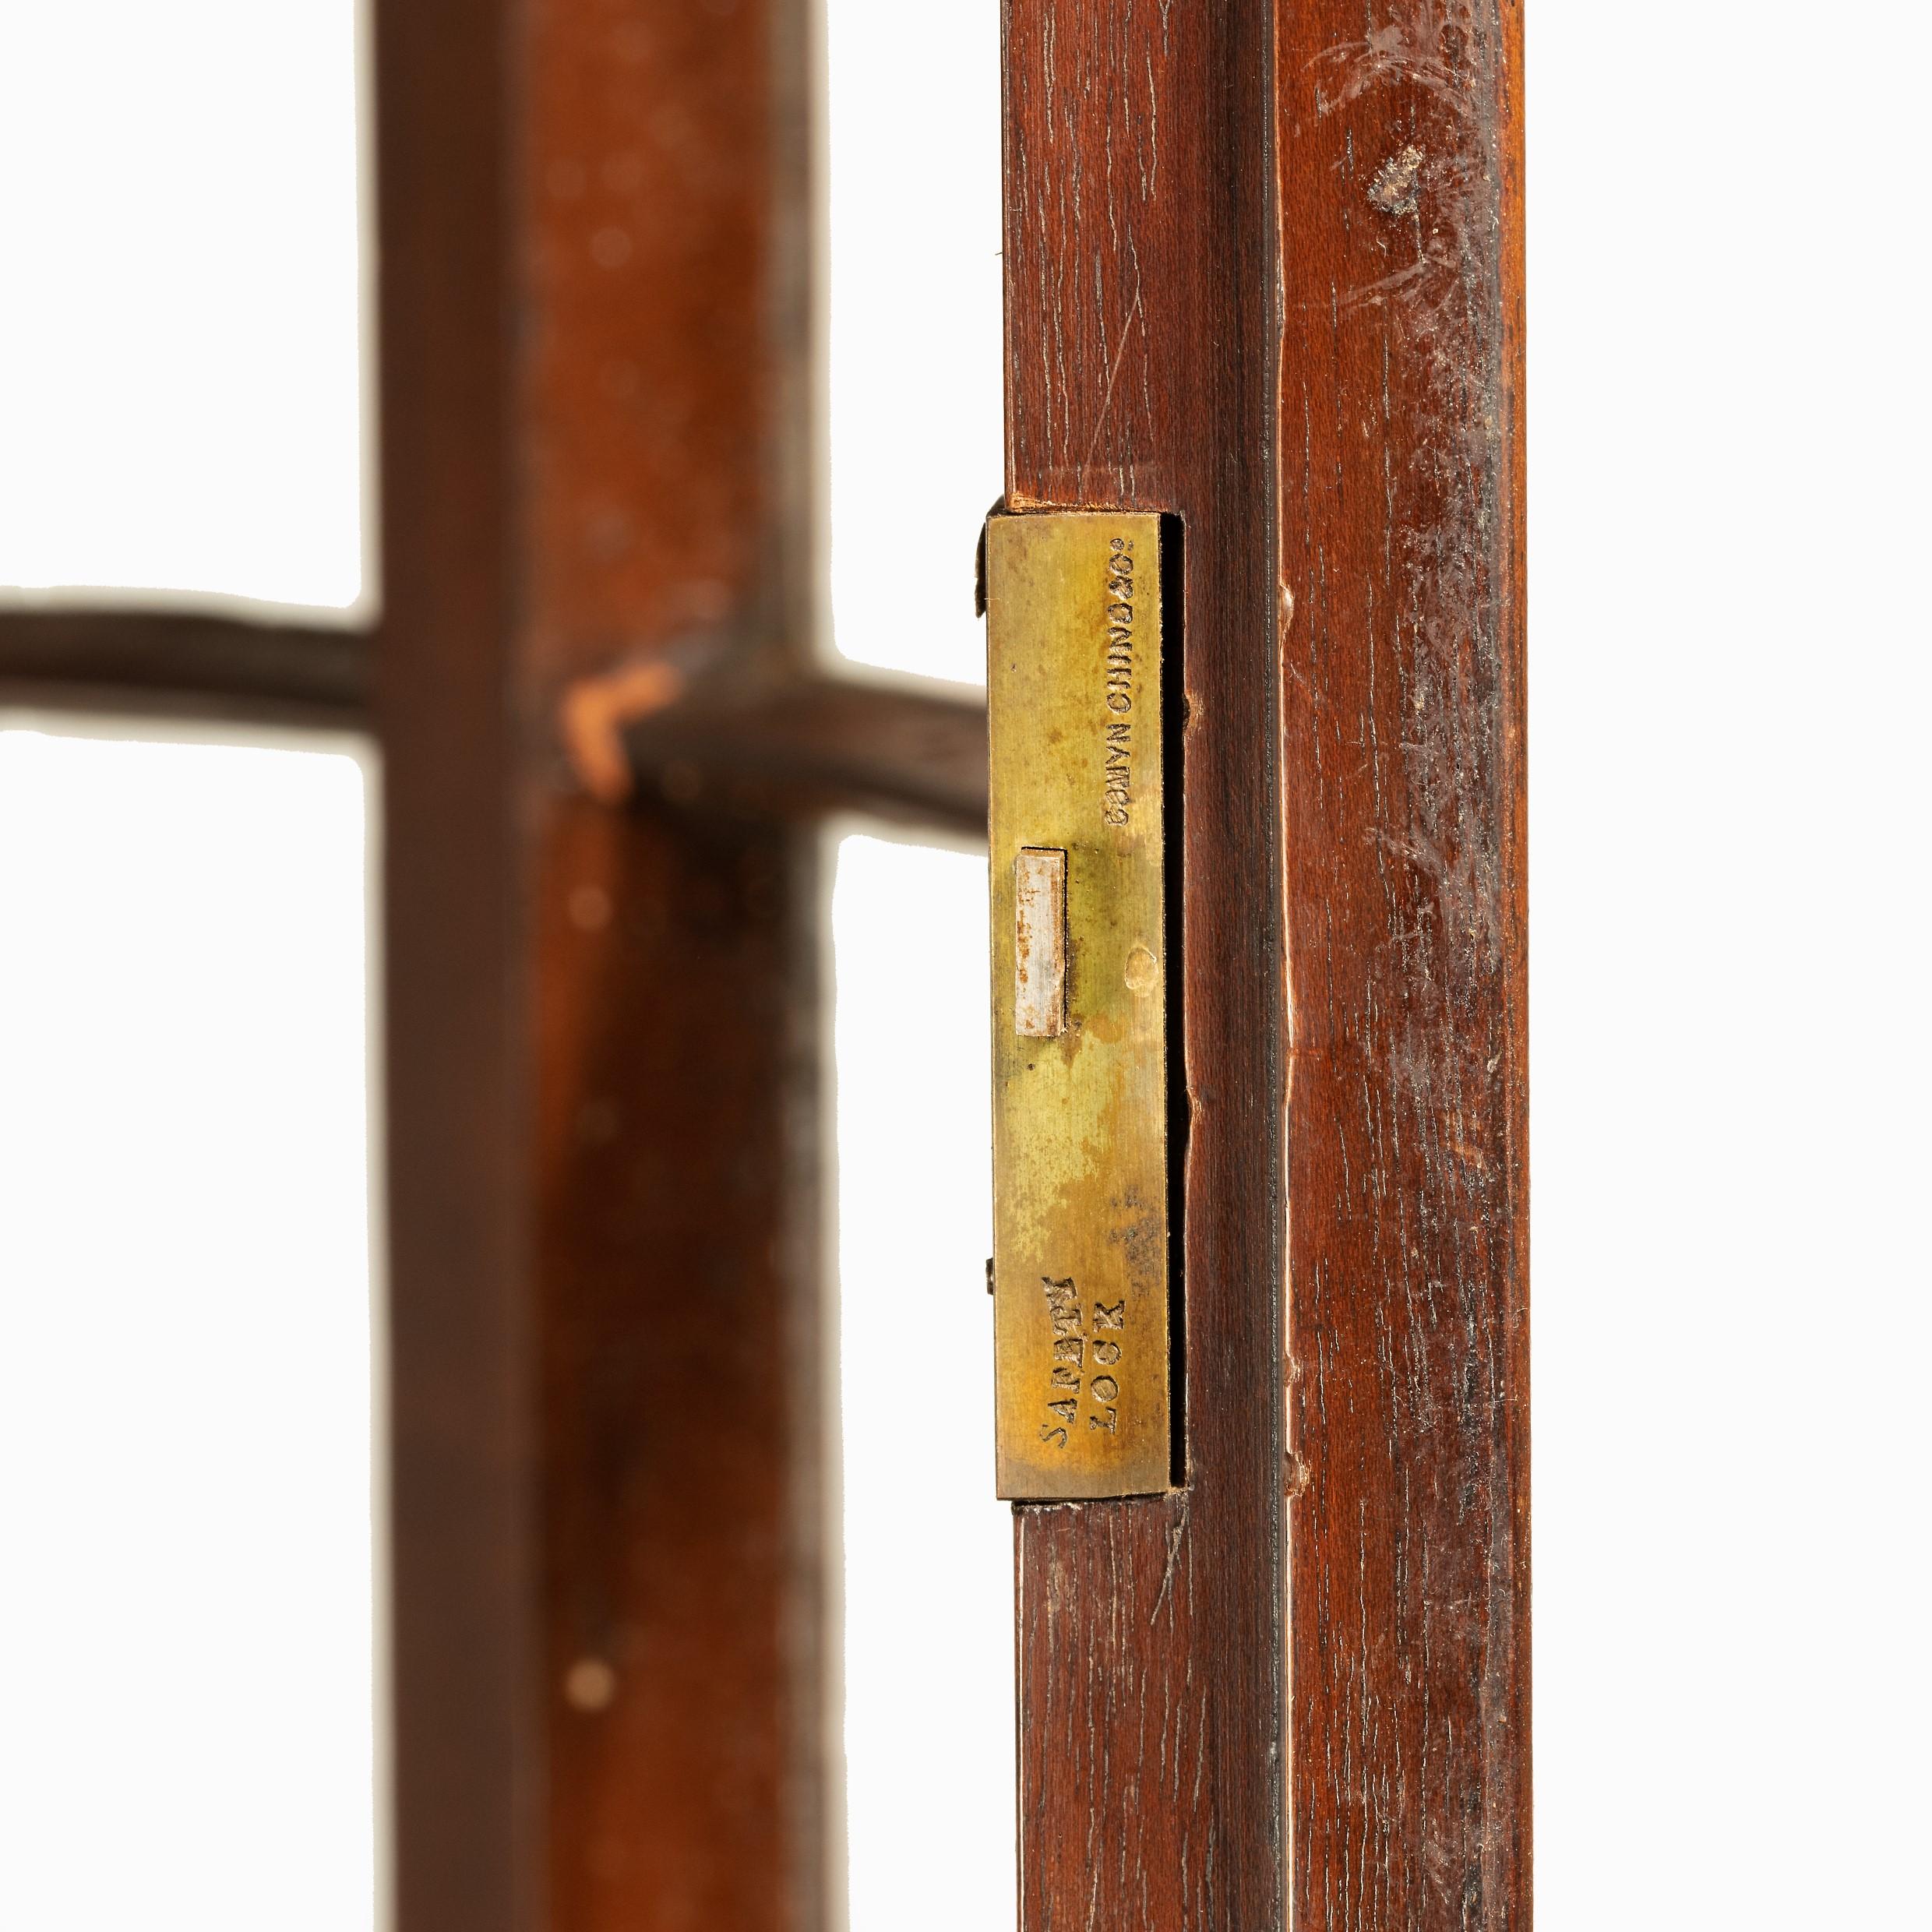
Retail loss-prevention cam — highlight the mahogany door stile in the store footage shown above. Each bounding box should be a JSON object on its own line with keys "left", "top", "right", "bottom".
{"left": 1274, "top": 6, "right": 1529, "bottom": 1928}
{"left": 1003, "top": 0, "right": 1526, "bottom": 1927}
{"left": 1004, "top": 0, "right": 1288, "bottom": 1923}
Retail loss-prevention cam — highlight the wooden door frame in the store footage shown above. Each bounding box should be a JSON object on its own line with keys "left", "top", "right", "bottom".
{"left": 0, "top": 0, "right": 1525, "bottom": 1926}
{"left": 1003, "top": 2, "right": 1527, "bottom": 1923}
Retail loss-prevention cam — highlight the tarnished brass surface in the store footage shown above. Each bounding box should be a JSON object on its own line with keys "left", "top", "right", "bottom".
{"left": 988, "top": 511, "right": 1169, "bottom": 1500}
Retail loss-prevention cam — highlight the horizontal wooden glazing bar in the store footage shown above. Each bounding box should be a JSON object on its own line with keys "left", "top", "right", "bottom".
{"left": 0, "top": 608, "right": 372, "bottom": 728}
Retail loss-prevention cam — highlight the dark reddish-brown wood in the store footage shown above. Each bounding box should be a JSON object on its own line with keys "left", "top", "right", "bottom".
{"left": 620, "top": 673, "right": 987, "bottom": 836}
{"left": 1003, "top": 0, "right": 1525, "bottom": 1926}
{"left": 520, "top": 0, "right": 806, "bottom": 692}
{"left": 1003, "top": 0, "right": 1287, "bottom": 1923}
{"left": 517, "top": 2, "right": 830, "bottom": 1923}
{"left": 375, "top": 0, "right": 530, "bottom": 1923}
{"left": 0, "top": 607, "right": 368, "bottom": 725}
{"left": 535, "top": 800, "right": 824, "bottom": 1930}
{"left": 377, "top": 0, "right": 830, "bottom": 1925}
{"left": 0, "top": 606, "right": 982, "bottom": 834}
{"left": 1275, "top": 7, "right": 1529, "bottom": 1928}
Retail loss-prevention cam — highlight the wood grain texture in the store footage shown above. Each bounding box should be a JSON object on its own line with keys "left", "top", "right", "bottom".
{"left": 1004, "top": 0, "right": 1287, "bottom": 1923}
{"left": 1275, "top": 5, "right": 1528, "bottom": 1929}
{"left": 0, "top": 607, "right": 368, "bottom": 726}
{"left": 1005, "top": 0, "right": 1525, "bottom": 1923}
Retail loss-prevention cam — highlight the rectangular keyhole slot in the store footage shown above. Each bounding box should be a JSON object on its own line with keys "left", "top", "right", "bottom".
{"left": 1014, "top": 848, "right": 1066, "bottom": 1038}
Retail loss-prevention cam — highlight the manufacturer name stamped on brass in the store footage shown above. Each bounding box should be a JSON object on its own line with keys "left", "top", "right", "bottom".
{"left": 987, "top": 511, "right": 1170, "bottom": 1500}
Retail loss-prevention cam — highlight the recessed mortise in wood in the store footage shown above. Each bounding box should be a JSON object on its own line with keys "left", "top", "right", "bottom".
{"left": 1014, "top": 848, "right": 1067, "bottom": 1037}
{"left": 987, "top": 510, "right": 1169, "bottom": 1500}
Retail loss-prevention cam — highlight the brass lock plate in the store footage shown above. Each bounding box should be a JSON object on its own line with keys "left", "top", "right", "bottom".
{"left": 987, "top": 510, "right": 1171, "bottom": 1500}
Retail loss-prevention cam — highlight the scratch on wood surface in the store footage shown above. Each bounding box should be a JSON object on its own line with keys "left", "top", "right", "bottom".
{"left": 1147, "top": 1496, "right": 1190, "bottom": 1626}
{"left": 1280, "top": 0, "right": 1526, "bottom": 1927}
{"left": 1079, "top": 279, "right": 1146, "bottom": 497}
{"left": 1308, "top": 23, "right": 1461, "bottom": 118}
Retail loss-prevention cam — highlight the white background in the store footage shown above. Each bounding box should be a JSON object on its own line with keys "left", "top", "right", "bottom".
{"left": 0, "top": 3, "right": 365, "bottom": 615}
{"left": 830, "top": 834, "right": 1009, "bottom": 1932}
{"left": 825, "top": 0, "right": 1002, "bottom": 690}
{"left": 1528, "top": 7, "right": 1930, "bottom": 1923}
{"left": 0, "top": 724, "right": 378, "bottom": 1931}
{"left": 2, "top": 0, "right": 1928, "bottom": 1927}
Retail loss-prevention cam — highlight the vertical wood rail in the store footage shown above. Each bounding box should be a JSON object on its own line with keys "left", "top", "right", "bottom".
{"left": 376, "top": 0, "right": 529, "bottom": 1921}
{"left": 519, "top": 10, "right": 827, "bottom": 1923}
{"left": 1003, "top": 0, "right": 1525, "bottom": 1925}
{"left": 1275, "top": 6, "right": 1529, "bottom": 1928}
{"left": 1003, "top": 1, "right": 1287, "bottom": 1923}
{"left": 378, "top": 0, "right": 824, "bottom": 1927}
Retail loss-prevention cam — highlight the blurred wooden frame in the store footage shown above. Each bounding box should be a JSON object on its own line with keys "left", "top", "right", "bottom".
{"left": 0, "top": 0, "right": 1525, "bottom": 1927}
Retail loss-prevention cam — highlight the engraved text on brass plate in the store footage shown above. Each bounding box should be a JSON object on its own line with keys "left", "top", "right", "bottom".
{"left": 987, "top": 510, "right": 1170, "bottom": 1500}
